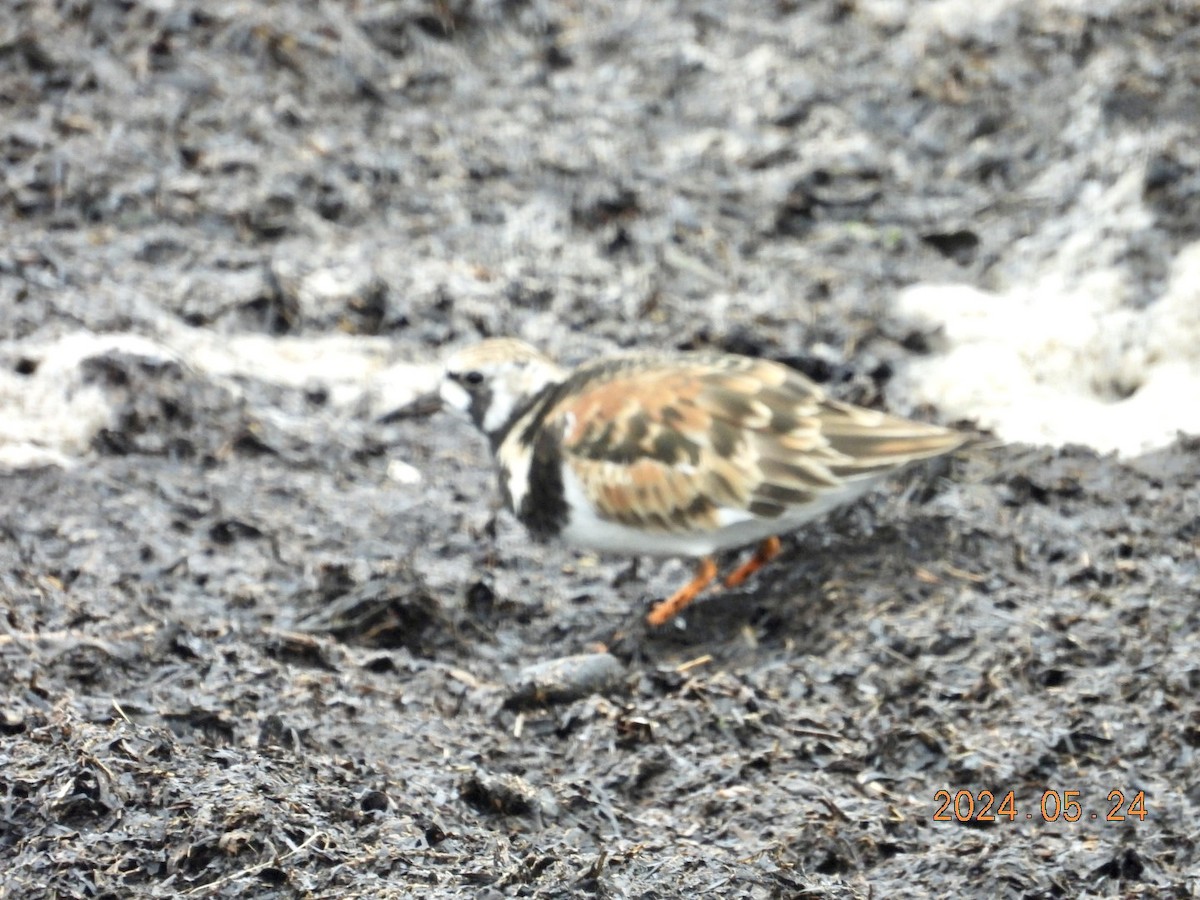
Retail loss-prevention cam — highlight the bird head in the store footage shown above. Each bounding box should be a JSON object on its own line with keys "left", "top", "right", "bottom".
{"left": 440, "top": 338, "right": 566, "bottom": 441}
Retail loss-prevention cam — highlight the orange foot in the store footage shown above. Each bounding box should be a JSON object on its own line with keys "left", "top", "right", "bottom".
{"left": 723, "top": 536, "right": 782, "bottom": 588}
{"left": 646, "top": 557, "right": 717, "bottom": 627}
{"left": 645, "top": 537, "right": 784, "bottom": 626}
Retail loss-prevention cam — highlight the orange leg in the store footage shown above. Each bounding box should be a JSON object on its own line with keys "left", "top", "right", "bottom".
{"left": 722, "top": 536, "right": 782, "bottom": 588}
{"left": 646, "top": 557, "right": 718, "bottom": 627}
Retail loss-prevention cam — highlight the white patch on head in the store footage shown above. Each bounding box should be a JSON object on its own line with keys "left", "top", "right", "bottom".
{"left": 439, "top": 378, "right": 471, "bottom": 415}
{"left": 481, "top": 383, "right": 520, "bottom": 435}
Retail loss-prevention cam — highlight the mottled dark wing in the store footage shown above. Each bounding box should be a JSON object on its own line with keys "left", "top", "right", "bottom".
{"left": 543, "top": 353, "right": 965, "bottom": 532}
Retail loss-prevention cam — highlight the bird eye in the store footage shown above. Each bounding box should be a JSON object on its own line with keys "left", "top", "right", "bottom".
{"left": 464, "top": 371, "right": 484, "bottom": 385}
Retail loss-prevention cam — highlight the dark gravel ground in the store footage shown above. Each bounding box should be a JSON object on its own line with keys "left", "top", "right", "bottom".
{"left": 2, "top": 1, "right": 1199, "bottom": 896}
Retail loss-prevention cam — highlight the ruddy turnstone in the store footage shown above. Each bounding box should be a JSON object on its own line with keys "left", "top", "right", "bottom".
{"left": 440, "top": 338, "right": 967, "bottom": 626}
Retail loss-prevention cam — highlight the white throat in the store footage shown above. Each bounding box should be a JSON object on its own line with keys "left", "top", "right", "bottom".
{"left": 482, "top": 386, "right": 522, "bottom": 435}
{"left": 483, "top": 364, "right": 563, "bottom": 436}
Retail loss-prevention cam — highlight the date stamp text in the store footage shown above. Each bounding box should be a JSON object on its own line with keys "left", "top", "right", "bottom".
{"left": 933, "top": 789, "right": 1147, "bottom": 823}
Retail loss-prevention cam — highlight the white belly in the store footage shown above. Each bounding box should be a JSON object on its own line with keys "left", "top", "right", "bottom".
{"left": 557, "top": 461, "right": 879, "bottom": 557}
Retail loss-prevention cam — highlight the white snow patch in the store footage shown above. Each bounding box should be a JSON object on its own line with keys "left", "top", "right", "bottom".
{"left": 0, "top": 333, "right": 176, "bottom": 468}
{"left": 365, "top": 361, "right": 442, "bottom": 421}
{"left": 171, "top": 327, "right": 439, "bottom": 412}
{"left": 894, "top": 240, "right": 1200, "bottom": 456}
{"left": 0, "top": 325, "right": 440, "bottom": 470}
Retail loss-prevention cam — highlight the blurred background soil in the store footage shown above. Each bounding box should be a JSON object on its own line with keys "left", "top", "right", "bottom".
{"left": 1, "top": 1, "right": 1198, "bottom": 896}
